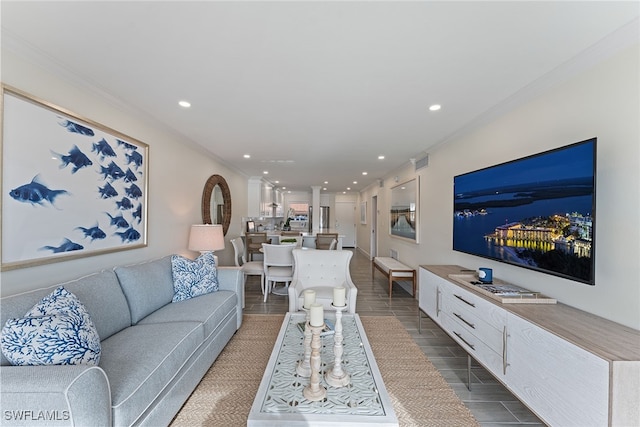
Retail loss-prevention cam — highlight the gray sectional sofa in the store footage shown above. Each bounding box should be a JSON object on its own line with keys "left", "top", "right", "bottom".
{"left": 0, "top": 255, "right": 243, "bottom": 426}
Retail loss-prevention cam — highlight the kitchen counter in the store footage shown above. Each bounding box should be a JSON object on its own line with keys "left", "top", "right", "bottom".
{"left": 256, "top": 231, "right": 344, "bottom": 249}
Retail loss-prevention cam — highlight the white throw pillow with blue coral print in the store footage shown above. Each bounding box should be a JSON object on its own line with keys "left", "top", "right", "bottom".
{"left": 1, "top": 287, "right": 101, "bottom": 366}
{"left": 171, "top": 252, "right": 219, "bottom": 302}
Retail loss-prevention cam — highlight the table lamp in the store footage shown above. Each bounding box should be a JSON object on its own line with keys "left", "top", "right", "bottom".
{"left": 188, "top": 224, "right": 225, "bottom": 257}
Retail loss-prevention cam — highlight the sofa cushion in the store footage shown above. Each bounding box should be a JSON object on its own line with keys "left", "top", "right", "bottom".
{"left": 171, "top": 252, "right": 219, "bottom": 302}
{"left": 1, "top": 287, "right": 101, "bottom": 366}
{"left": 0, "top": 270, "right": 129, "bottom": 366}
{"left": 139, "top": 290, "right": 237, "bottom": 338}
{"left": 115, "top": 256, "right": 175, "bottom": 324}
{"left": 99, "top": 321, "right": 203, "bottom": 426}
{"left": 56, "top": 270, "right": 131, "bottom": 340}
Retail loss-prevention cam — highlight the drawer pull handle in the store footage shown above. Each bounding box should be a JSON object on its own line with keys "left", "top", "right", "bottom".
{"left": 436, "top": 288, "right": 441, "bottom": 316}
{"left": 503, "top": 326, "right": 509, "bottom": 375}
{"left": 454, "top": 312, "right": 475, "bottom": 329}
{"left": 454, "top": 294, "right": 475, "bottom": 307}
{"left": 453, "top": 331, "right": 475, "bottom": 350}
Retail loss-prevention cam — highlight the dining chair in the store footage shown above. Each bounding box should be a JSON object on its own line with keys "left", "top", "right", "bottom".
{"left": 262, "top": 243, "right": 295, "bottom": 302}
{"left": 246, "top": 232, "right": 270, "bottom": 261}
{"left": 328, "top": 238, "right": 338, "bottom": 250}
{"left": 315, "top": 233, "right": 338, "bottom": 250}
{"left": 230, "top": 237, "right": 265, "bottom": 306}
{"left": 280, "top": 230, "right": 302, "bottom": 247}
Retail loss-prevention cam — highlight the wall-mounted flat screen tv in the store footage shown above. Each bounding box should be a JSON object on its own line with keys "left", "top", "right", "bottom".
{"left": 453, "top": 138, "right": 596, "bottom": 285}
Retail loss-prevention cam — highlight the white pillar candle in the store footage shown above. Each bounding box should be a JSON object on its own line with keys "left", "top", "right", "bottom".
{"left": 333, "top": 286, "right": 346, "bottom": 307}
{"left": 303, "top": 289, "right": 316, "bottom": 309}
{"left": 309, "top": 303, "right": 324, "bottom": 327}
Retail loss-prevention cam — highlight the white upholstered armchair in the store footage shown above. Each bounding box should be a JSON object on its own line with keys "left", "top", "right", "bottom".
{"left": 288, "top": 249, "right": 358, "bottom": 314}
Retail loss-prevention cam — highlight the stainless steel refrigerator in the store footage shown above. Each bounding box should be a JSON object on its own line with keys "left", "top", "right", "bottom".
{"left": 308, "top": 206, "right": 330, "bottom": 231}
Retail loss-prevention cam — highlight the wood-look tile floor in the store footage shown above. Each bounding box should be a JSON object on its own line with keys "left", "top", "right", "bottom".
{"left": 243, "top": 249, "right": 545, "bottom": 426}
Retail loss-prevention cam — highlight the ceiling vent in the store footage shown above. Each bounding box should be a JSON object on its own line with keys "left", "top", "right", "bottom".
{"left": 379, "top": 179, "right": 384, "bottom": 188}
{"left": 415, "top": 155, "right": 429, "bottom": 171}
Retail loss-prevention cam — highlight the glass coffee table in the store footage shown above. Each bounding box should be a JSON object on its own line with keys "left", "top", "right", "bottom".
{"left": 247, "top": 312, "right": 398, "bottom": 426}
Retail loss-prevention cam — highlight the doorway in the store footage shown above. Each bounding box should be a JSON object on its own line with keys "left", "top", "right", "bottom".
{"left": 335, "top": 201, "right": 356, "bottom": 247}
{"left": 370, "top": 196, "right": 378, "bottom": 258}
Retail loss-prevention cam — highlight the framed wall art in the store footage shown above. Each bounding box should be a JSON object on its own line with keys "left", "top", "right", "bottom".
{"left": 360, "top": 201, "right": 367, "bottom": 224}
{"left": 389, "top": 177, "right": 419, "bottom": 243}
{"left": 1, "top": 85, "right": 148, "bottom": 270}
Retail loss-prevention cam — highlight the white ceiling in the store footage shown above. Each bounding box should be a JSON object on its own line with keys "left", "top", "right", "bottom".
{"left": 2, "top": 1, "right": 638, "bottom": 193}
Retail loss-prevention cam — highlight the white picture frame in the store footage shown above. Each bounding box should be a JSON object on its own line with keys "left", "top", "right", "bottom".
{"left": 360, "top": 201, "right": 367, "bottom": 224}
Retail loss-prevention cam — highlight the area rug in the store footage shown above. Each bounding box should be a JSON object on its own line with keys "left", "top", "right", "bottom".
{"left": 170, "top": 314, "right": 479, "bottom": 427}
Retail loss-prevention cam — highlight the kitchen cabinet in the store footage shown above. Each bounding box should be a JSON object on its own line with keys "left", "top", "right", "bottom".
{"left": 261, "top": 182, "right": 273, "bottom": 217}
{"left": 247, "top": 177, "right": 263, "bottom": 218}
{"left": 248, "top": 179, "right": 284, "bottom": 218}
{"left": 274, "top": 188, "right": 284, "bottom": 217}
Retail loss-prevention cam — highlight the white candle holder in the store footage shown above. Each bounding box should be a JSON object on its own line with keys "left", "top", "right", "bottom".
{"left": 296, "top": 308, "right": 312, "bottom": 377}
{"left": 303, "top": 322, "right": 327, "bottom": 401}
{"left": 325, "top": 303, "right": 350, "bottom": 387}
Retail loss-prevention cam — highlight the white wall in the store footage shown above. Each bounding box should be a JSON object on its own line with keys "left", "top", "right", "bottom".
{"left": 1, "top": 52, "right": 248, "bottom": 296}
{"left": 361, "top": 44, "right": 640, "bottom": 329}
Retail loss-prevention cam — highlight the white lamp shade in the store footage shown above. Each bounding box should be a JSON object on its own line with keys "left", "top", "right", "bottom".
{"left": 188, "top": 224, "right": 225, "bottom": 252}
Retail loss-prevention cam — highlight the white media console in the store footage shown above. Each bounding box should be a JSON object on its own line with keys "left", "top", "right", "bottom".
{"left": 419, "top": 265, "right": 640, "bottom": 427}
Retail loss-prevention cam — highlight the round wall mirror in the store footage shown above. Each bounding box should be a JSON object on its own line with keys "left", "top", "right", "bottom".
{"left": 201, "top": 174, "right": 232, "bottom": 235}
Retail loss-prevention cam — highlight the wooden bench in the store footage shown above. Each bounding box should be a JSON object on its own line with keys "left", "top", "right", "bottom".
{"left": 372, "top": 257, "right": 416, "bottom": 298}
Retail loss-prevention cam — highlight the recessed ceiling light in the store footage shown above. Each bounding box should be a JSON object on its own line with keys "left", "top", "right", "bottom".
{"left": 362, "top": 171, "right": 368, "bottom": 175}
{"left": 263, "top": 171, "right": 269, "bottom": 175}
{"left": 323, "top": 187, "right": 327, "bottom": 191}
{"left": 353, "top": 181, "right": 357, "bottom": 184}
{"left": 274, "top": 180, "right": 279, "bottom": 184}
{"left": 429, "top": 104, "right": 441, "bottom": 111}
{"left": 243, "top": 154, "right": 251, "bottom": 159}
{"left": 347, "top": 187, "right": 351, "bottom": 191}
{"left": 178, "top": 100, "right": 191, "bottom": 108}
{"left": 378, "top": 155, "right": 385, "bottom": 160}
{"left": 282, "top": 186, "right": 286, "bottom": 190}
{"left": 324, "top": 181, "right": 328, "bottom": 184}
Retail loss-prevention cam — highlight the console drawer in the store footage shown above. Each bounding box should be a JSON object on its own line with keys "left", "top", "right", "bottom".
{"left": 442, "top": 282, "right": 506, "bottom": 331}
{"left": 445, "top": 298, "right": 504, "bottom": 354}
{"left": 441, "top": 312, "right": 505, "bottom": 377}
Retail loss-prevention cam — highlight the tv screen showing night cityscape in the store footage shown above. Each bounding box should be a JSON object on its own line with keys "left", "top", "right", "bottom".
{"left": 453, "top": 138, "right": 596, "bottom": 285}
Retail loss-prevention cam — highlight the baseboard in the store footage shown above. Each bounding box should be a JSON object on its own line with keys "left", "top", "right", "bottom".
{"left": 356, "top": 246, "right": 371, "bottom": 260}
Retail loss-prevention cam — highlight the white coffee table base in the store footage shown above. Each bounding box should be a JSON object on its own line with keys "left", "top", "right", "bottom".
{"left": 247, "top": 312, "right": 398, "bottom": 426}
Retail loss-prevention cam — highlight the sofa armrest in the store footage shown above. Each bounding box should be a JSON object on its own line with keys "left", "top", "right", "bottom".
{"left": 0, "top": 365, "right": 111, "bottom": 426}
{"left": 217, "top": 266, "right": 243, "bottom": 329}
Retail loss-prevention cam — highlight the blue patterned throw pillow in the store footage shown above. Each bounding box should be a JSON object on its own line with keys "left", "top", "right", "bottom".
{"left": 171, "top": 252, "right": 219, "bottom": 302}
{"left": 1, "top": 287, "right": 101, "bottom": 366}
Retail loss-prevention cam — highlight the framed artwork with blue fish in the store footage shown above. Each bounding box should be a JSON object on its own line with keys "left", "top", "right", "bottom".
{"left": 1, "top": 85, "right": 148, "bottom": 270}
